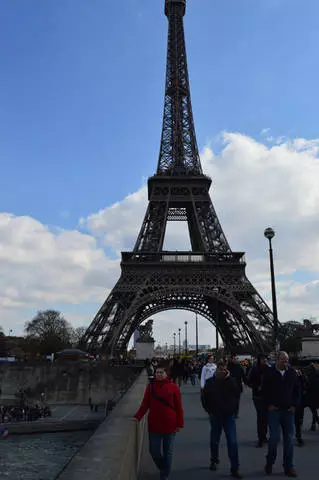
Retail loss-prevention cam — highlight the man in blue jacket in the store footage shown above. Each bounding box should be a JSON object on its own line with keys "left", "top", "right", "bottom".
{"left": 262, "top": 351, "right": 299, "bottom": 477}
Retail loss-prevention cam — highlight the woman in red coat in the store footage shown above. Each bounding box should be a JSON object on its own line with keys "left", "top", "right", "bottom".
{"left": 135, "top": 363, "right": 184, "bottom": 480}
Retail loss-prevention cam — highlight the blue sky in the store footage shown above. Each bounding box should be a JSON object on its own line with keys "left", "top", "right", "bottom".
{"left": 2, "top": 0, "right": 319, "bottom": 228}
{"left": 1, "top": 0, "right": 319, "bottom": 342}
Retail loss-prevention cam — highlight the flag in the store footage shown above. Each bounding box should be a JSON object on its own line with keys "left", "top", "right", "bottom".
{"left": 2, "top": 428, "right": 8, "bottom": 439}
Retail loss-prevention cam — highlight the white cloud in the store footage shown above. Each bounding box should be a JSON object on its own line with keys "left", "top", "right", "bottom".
{"left": 0, "top": 213, "right": 119, "bottom": 331}
{"left": 1, "top": 132, "right": 319, "bottom": 341}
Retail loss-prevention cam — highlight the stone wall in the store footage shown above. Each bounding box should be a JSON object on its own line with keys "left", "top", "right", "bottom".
{"left": 0, "top": 361, "right": 142, "bottom": 405}
{"left": 57, "top": 371, "right": 148, "bottom": 480}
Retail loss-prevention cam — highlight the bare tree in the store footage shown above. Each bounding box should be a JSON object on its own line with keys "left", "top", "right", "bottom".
{"left": 24, "top": 310, "right": 73, "bottom": 354}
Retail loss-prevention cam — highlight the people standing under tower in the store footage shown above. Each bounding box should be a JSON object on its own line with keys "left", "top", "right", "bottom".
{"left": 200, "top": 354, "right": 217, "bottom": 390}
{"left": 227, "top": 356, "right": 247, "bottom": 418}
{"left": 262, "top": 351, "right": 299, "bottom": 478}
{"left": 247, "top": 354, "right": 269, "bottom": 447}
{"left": 134, "top": 363, "right": 184, "bottom": 480}
{"left": 202, "top": 362, "right": 243, "bottom": 479}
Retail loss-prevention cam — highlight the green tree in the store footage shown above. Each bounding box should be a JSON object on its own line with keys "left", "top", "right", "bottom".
{"left": 278, "top": 318, "right": 319, "bottom": 356}
{"left": 24, "top": 310, "right": 73, "bottom": 354}
{"left": 278, "top": 321, "right": 303, "bottom": 355}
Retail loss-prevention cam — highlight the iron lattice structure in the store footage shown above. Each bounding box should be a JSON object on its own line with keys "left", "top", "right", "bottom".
{"left": 83, "top": 0, "right": 275, "bottom": 355}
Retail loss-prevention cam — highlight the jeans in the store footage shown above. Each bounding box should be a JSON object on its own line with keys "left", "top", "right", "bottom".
{"left": 253, "top": 396, "right": 268, "bottom": 442}
{"left": 149, "top": 432, "right": 176, "bottom": 479}
{"left": 210, "top": 414, "right": 239, "bottom": 471}
{"left": 267, "top": 410, "right": 294, "bottom": 470}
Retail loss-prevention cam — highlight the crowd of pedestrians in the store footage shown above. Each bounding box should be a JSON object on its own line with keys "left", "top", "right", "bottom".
{"left": 136, "top": 352, "right": 319, "bottom": 479}
{"left": 0, "top": 403, "right": 52, "bottom": 423}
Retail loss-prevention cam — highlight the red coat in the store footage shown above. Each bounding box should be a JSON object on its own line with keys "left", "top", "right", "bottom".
{"left": 135, "top": 378, "right": 184, "bottom": 434}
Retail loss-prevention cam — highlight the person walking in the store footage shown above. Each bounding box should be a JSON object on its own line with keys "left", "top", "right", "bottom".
{"left": 227, "top": 355, "right": 247, "bottom": 418}
{"left": 200, "top": 354, "right": 217, "bottom": 390}
{"left": 294, "top": 367, "right": 307, "bottom": 447}
{"left": 306, "top": 363, "right": 319, "bottom": 431}
{"left": 262, "top": 351, "right": 300, "bottom": 477}
{"left": 134, "top": 363, "right": 184, "bottom": 480}
{"left": 247, "top": 354, "right": 269, "bottom": 447}
{"left": 202, "top": 362, "right": 243, "bottom": 479}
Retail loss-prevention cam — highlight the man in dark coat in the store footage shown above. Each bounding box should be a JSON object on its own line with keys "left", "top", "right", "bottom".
{"left": 228, "top": 355, "right": 247, "bottom": 418}
{"left": 202, "top": 362, "right": 243, "bottom": 479}
{"left": 262, "top": 351, "right": 299, "bottom": 478}
{"left": 248, "top": 354, "right": 269, "bottom": 447}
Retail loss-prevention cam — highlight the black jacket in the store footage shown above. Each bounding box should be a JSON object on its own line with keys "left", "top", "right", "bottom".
{"left": 248, "top": 364, "right": 270, "bottom": 398}
{"left": 262, "top": 366, "right": 300, "bottom": 410}
{"left": 202, "top": 375, "right": 238, "bottom": 416}
{"left": 228, "top": 363, "right": 246, "bottom": 393}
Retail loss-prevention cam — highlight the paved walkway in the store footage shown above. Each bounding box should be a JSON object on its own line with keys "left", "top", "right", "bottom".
{"left": 139, "top": 383, "right": 319, "bottom": 479}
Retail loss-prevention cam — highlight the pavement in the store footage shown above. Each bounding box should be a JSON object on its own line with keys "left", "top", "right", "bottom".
{"left": 139, "top": 383, "right": 319, "bottom": 479}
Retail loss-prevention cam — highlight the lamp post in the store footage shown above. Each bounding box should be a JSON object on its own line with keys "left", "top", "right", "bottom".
{"left": 195, "top": 313, "right": 199, "bottom": 357}
{"left": 178, "top": 328, "right": 181, "bottom": 355}
{"left": 173, "top": 332, "right": 176, "bottom": 356}
{"left": 264, "top": 227, "right": 279, "bottom": 352}
{"left": 184, "top": 321, "right": 188, "bottom": 355}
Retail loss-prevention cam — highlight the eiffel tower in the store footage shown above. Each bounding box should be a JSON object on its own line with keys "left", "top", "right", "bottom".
{"left": 83, "top": 0, "right": 274, "bottom": 355}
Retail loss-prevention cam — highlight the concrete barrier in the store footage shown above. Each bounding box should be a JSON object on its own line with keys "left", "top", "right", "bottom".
{"left": 57, "top": 371, "right": 148, "bottom": 480}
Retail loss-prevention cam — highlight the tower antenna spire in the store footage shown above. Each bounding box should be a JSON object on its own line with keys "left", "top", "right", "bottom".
{"left": 159, "top": 0, "right": 200, "bottom": 175}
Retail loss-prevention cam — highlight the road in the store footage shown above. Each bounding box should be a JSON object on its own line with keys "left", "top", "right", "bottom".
{"left": 139, "top": 383, "right": 319, "bottom": 479}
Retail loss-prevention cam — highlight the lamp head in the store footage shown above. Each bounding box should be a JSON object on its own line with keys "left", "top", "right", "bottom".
{"left": 264, "top": 227, "right": 275, "bottom": 240}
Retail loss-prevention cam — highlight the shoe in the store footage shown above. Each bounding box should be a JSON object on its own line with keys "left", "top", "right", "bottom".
{"left": 296, "top": 437, "right": 304, "bottom": 446}
{"left": 310, "top": 424, "right": 316, "bottom": 431}
{"left": 256, "top": 440, "right": 263, "bottom": 448}
{"left": 264, "top": 463, "right": 272, "bottom": 475}
{"left": 284, "top": 469, "right": 297, "bottom": 478}
{"left": 230, "top": 470, "right": 243, "bottom": 479}
{"left": 210, "top": 463, "right": 217, "bottom": 471}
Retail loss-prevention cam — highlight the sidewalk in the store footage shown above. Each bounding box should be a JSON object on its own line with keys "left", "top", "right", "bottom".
{"left": 139, "top": 383, "right": 319, "bottom": 479}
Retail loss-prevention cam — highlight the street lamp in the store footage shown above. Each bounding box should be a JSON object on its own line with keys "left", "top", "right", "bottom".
{"left": 195, "top": 313, "right": 199, "bottom": 357}
{"left": 173, "top": 332, "right": 176, "bottom": 356}
{"left": 264, "top": 227, "right": 279, "bottom": 352}
{"left": 184, "top": 321, "right": 188, "bottom": 355}
{"left": 178, "top": 328, "right": 181, "bottom": 355}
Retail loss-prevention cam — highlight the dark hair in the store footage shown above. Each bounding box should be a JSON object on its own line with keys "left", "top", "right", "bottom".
{"left": 217, "top": 360, "right": 225, "bottom": 368}
{"left": 156, "top": 362, "right": 169, "bottom": 373}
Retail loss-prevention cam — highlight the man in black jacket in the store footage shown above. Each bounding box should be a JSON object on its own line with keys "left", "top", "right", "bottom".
{"left": 248, "top": 354, "right": 269, "bottom": 447}
{"left": 262, "top": 351, "right": 299, "bottom": 478}
{"left": 228, "top": 355, "right": 247, "bottom": 418}
{"left": 202, "top": 362, "right": 243, "bottom": 479}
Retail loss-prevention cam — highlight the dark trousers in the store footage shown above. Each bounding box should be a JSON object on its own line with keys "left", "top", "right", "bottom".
{"left": 294, "top": 404, "right": 304, "bottom": 439}
{"left": 209, "top": 414, "right": 239, "bottom": 471}
{"left": 235, "top": 393, "right": 241, "bottom": 417}
{"left": 253, "top": 396, "right": 268, "bottom": 442}
{"left": 190, "top": 373, "right": 196, "bottom": 386}
{"left": 149, "top": 432, "right": 176, "bottom": 479}
{"left": 267, "top": 410, "right": 294, "bottom": 470}
{"left": 311, "top": 407, "right": 319, "bottom": 427}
